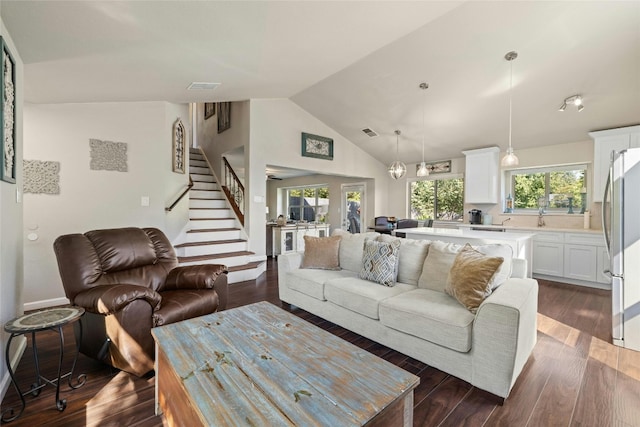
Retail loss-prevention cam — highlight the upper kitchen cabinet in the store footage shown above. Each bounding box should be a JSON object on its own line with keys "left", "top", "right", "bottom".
{"left": 463, "top": 147, "right": 499, "bottom": 204}
{"left": 590, "top": 125, "right": 640, "bottom": 202}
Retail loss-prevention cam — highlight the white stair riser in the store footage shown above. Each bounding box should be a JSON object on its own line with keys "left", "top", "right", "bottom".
{"left": 180, "top": 242, "right": 247, "bottom": 257}
{"left": 190, "top": 166, "right": 211, "bottom": 175}
{"left": 190, "top": 190, "right": 222, "bottom": 199}
{"left": 227, "top": 264, "right": 267, "bottom": 284}
{"left": 186, "top": 230, "right": 242, "bottom": 242}
{"left": 189, "top": 219, "right": 239, "bottom": 229}
{"left": 190, "top": 160, "right": 208, "bottom": 168}
{"left": 191, "top": 174, "right": 215, "bottom": 182}
{"left": 179, "top": 255, "right": 250, "bottom": 268}
{"left": 189, "top": 207, "right": 230, "bottom": 218}
{"left": 192, "top": 182, "right": 218, "bottom": 191}
{"left": 189, "top": 199, "right": 226, "bottom": 209}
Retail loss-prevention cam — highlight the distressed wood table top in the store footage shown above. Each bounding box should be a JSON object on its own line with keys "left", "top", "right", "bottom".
{"left": 152, "top": 301, "right": 419, "bottom": 426}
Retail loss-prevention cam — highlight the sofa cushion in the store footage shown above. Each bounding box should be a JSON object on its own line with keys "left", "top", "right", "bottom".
{"left": 418, "top": 241, "right": 513, "bottom": 292}
{"left": 332, "top": 229, "right": 379, "bottom": 272}
{"left": 287, "top": 269, "right": 358, "bottom": 301}
{"left": 324, "top": 277, "right": 416, "bottom": 319}
{"left": 300, "top": 235, "right": 341, "bottom": 270}
{"left": 445, "top": 244, "right": 504, "bottom": 313}
{"left": 377, "top": 235, "right": 430, "bottom": 285}
{"left": 379, "top": 288, "right": 475, "bottom": 352}
{"left": 359, "top": 238, "right": 401, "bottom": 286}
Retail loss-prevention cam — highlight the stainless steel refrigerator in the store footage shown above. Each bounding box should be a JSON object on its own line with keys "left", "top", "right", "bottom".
{"left": 603, "top": 147, "right": 640, "bottom": 351}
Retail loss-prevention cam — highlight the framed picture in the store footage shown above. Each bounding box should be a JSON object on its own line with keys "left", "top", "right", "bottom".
{"left": 204, "top": 102, "right": 216, "bottom": 120}
{"left": 416, "top": 160, "right": 451, "bottom": 174}
{"left": 217, "top": 102, "right": 231, "bottom": 133}
{"left": 172, "top": 118, "right": 186, "bottom": 173}
{"left": 301, "top": 132, "right": 334, "bottom": 160}
{"left": 1, "top": 37, "right": 16, "bottom": 184}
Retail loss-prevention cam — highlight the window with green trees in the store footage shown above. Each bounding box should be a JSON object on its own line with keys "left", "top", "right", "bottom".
{"left": 508, "top": 165, "right": 587, "bottom": 211}
{"left": 410, "top": 177, "right": 464, "bottom": 221}
{"left": 286, "top": 186, "right": 329, "bottom": 222}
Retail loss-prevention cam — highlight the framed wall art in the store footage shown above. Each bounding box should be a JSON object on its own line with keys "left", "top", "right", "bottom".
{"left": 416, "top": 160, "right": 451, "bottom": 174}
{"left": 217, "top": 102, "right": 231, "bottom": 133}
{"left": 301, "top": 132, "right": 333, "bottom": 161}
{"left": 1, "top": 37, "right": 16, "bottom": 184}
{"left": 173, "top": 118, "right": 186, "bottom": 173}
{"left": 204, "top": 102, "right": 216, "bottom": 120}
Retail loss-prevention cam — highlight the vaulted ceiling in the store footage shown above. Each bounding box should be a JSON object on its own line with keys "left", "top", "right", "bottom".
{"left": 3, "top": 1, "right": 639, "bottom": 164}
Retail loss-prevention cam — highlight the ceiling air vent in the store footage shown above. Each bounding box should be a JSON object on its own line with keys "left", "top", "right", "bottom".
{"left": 187, "top": 82, "right": 221, "bottom": 90}
{"left": 361, "top": 128, "right": 378, "bottom": 138}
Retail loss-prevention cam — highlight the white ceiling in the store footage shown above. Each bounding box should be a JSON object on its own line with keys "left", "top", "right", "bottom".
{"left": 3, "top": 1, "right": 639, "bottom": 165}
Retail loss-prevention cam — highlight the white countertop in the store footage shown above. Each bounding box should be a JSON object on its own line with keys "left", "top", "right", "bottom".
{"left": 399, "top": 227, "right": 534, "bottom": 242}
{"left": 457, "top": 223, "right": 604, "bottom": 235}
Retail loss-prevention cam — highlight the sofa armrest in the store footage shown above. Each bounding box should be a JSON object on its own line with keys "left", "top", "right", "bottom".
{"left": 277, "top": 252, "right": 303, "bottom": 301}
{"left": 73, "top": 284, "right": 162, "bottom": 315}
{"left": 471, "top": 277, "right": 538, "bottom": 398}
{"left": 511, "top": 258, "right": 527, "bottom": 279}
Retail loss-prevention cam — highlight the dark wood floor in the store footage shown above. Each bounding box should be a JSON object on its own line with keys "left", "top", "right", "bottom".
{"left": 2, "top": 258, "right": 639, "bottom": 426}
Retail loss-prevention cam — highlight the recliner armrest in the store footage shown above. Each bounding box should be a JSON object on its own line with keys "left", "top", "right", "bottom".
{"left": 163, "top": 264, "right": 229, "bottom": 310}
{"left": 73, "top": 284, "right": 162, "bottom": 315}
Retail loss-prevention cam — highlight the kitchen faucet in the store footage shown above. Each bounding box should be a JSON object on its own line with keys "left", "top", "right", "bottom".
{"left": 501, "top": 217, "right": 511, "bottom": 226}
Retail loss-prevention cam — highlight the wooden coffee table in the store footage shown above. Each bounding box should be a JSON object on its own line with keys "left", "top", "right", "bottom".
{"left": 152, "top": 301, "right": 419, "bottom": 426}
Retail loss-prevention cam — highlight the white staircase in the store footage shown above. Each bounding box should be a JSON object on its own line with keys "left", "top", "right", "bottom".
{"left": 174, "top": 148, "right": 266, "bottom": 284}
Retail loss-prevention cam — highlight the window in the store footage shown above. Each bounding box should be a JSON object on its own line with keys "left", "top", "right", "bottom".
{"left": 286, "top": 186, "right": 329, "bottom": 222}
{"left": 508, "top": 164, "right": 587, "bottom": 211}
{"left": 410, "top": 177, "right": 464, "bottom": 221}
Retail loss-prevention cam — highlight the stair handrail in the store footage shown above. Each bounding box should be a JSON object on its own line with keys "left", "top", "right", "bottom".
{"left": 165, "top": 176, "right": 193, "bottom": 212}
{"left": 222, "top": 156, "right": 245, "bottom": 226}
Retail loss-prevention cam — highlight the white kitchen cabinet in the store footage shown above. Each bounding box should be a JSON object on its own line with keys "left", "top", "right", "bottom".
{"left": 272, "top": 224, "right": 330, "bottom": 256}
{"left": 590, "top": 125, "right": 640, "bottom": 202}
{"left": 462, "top": 147, "right": 499, "bottom": 204}
{"left": 564, "top": 244, "right": 597, "bottom": 282}
{"left": 532, "top": 241, "right": 564, "bottom": 276}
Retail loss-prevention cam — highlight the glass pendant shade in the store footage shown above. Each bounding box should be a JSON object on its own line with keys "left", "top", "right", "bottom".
{"left": 416, "top": 161, "right": 429, "bottom": 177}
{"left": 388, "top": 161, "right": 407, "bottom": 179}
{"left": 501, "top": 147, "right": 519, "bottom": 167}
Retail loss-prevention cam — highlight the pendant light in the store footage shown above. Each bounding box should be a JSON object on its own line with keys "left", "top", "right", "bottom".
{"left": 388, "top": 130, "right": 406, "bottom": 179}
{"left": 416, "top": 82, "right": 430, "bottom": 177}
{"left": 501, "top": 51, "right": 519, "bottom": 167}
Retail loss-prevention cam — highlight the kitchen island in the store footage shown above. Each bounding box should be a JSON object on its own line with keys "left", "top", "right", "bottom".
{"left": 397, "top": 227, "right": 534, "bottom": 278}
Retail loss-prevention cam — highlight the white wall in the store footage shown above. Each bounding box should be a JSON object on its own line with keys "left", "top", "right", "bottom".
{"left": 249, "top": 99, "right": 390, "bottom": 255}
{"left": 0, "top": 17, "right": 24, "bottom": 402}
{"left": 22, "top": 101, "right": 189, "bottom": 309}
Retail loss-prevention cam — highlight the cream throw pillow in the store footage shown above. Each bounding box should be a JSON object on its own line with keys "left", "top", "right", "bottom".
{"left": 418, "top": 241, "right": 461, "bottom": 292}
{"left": 300, "top": 235, "right": 341, "bottom": 270}
{"left": 445, "top": 244, "right": 504, "bottom": 312}
{"left": 377, "top": 234, "right": 430, "bottom": 285}
{"left": 359, "top": 238, "right": 401, "bottom": 286}
{"left": 332, "top": 229, "right": 379, "bottom": 272}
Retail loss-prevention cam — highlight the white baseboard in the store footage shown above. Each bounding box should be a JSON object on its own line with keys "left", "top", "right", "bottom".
{"left": 23, "top": 297, "right": 70, "bottom": 312}
{"left": 0, "top": 335, "right": 26, "bottom": 402}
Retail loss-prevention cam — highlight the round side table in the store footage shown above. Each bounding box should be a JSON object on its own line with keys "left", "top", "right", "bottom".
{"left": 2, "top": 307, "right": 86, "bottom": 423}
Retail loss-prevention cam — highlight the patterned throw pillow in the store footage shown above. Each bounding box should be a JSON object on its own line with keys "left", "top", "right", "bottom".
{"left": 359, "top": 238, "right": 401, "bottom": 286}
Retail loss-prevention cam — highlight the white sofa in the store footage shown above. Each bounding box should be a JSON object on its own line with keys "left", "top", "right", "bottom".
{"left": 278, "top": 230, "right": 538, "bottom": 400}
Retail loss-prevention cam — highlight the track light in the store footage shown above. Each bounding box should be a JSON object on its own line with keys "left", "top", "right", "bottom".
{"left": 559, "top": 95, "right": 584, "bottom": 112}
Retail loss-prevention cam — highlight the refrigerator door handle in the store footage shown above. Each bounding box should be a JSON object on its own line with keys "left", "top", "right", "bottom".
{"left": 602, "top": 167, "right": 612, "bottom": 258}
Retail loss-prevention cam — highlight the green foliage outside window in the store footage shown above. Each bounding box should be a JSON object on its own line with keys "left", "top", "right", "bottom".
{"left": 512, "top": 167, "right": 586, "bottom": 210}
{"left": 410, "top": 178, "right": 464, "bottom": 221}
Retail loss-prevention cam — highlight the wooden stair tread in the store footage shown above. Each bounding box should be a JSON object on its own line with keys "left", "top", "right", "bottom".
{"left": 178, "top": 251, "right": 255, "bottom": 263}
{"left": 187, "top": 228, "right": 239, "bottom": 233}
{"left": 174, "top": 239, "right": 246, "bottom": 248}
{"left": 227, "top": 261, "right": 265, "bottom": 272}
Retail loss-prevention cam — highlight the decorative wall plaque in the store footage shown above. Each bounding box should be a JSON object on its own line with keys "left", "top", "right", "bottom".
{"left": 301, "top": 132, "right": 333, "bottom": 160}
{"left": 204, "top": 102, "right": 215, "bottom": 120}
{"left": 173, "top": 118, "right": 186, "bottom": 173}
{"left": 1, "top": 37, "right": 16, "bottom": 184}
{"left": 416, "top": 160, "right": 451, "bottom": 174}
{"left": 217, "top": 102, "right": 231, "bottom": 133}
{"left": 89, "top": 139, "right": 128, "bottom": 172}
{"left": 23, "top": 160, "right": 60, "bottom": 194}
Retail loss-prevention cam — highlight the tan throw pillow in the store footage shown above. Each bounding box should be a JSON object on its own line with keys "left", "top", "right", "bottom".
{"left": 300, "top": 235, "right": 341, "bottom": 270}
{"left": 359, "top": 238, "right": 401, "bottom": 286}
{"left": 445, "top": 244, "right": 504, "bottom": 313}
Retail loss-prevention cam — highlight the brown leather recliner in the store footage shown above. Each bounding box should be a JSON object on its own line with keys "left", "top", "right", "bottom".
{"left": 53, "top": 227, "right": 228, "bottom": 377}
